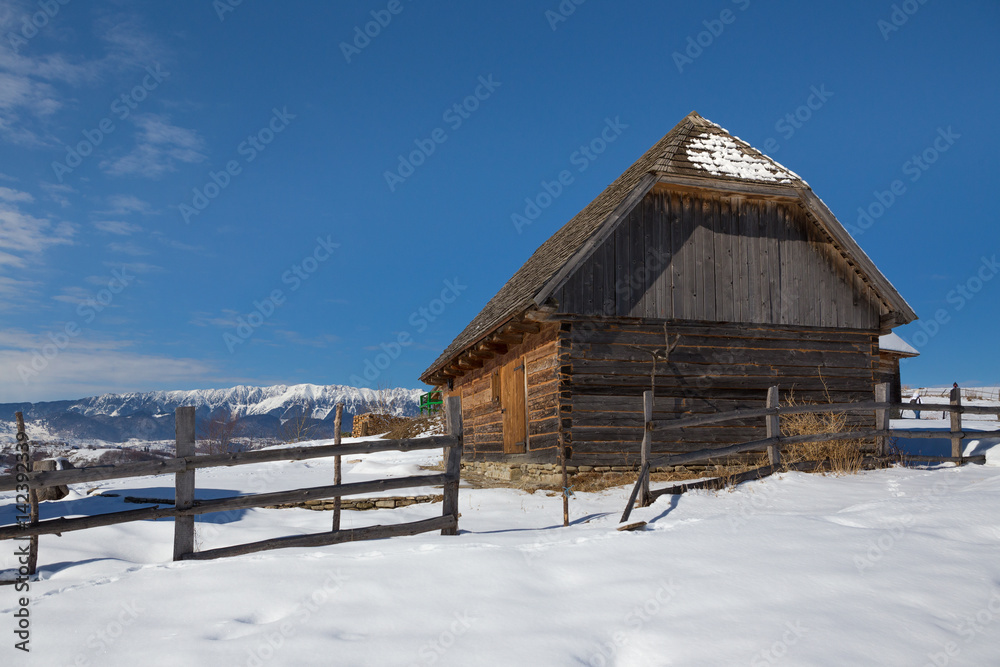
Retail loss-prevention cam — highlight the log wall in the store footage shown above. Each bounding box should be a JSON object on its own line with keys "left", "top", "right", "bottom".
{"left": 561, "top": 317, "right": 878, "bottom": 466}
{"left": 450, "top": 323, "right": 561, "bottom": 461}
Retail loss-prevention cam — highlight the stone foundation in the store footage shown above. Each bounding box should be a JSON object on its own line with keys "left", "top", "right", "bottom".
{"left": 462, "top": 460, "right": 725, "bottom": 487}
{"left": 267, "top": 494, "right": 442, "bottom": 511}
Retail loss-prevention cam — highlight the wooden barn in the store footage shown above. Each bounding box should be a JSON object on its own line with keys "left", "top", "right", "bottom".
{"left": 420, "top": 111, "right": 917, "bottom": 478}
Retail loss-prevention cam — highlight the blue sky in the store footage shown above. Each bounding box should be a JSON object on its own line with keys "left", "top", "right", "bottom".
{"left": 0, "top": 0, "right": 997, "bottom": 401}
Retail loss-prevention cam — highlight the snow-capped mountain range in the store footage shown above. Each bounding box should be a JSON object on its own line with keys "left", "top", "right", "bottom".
{"left": 0, "top": 384, "right": 424, "bottom": 444}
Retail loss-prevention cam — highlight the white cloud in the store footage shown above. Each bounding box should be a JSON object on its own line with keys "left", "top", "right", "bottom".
{"left": 94, "top": 219, "right": 142, "bottom": 235}
{"left": 0, "top": 186, "right": 33, "bottom": 202}
{"left": 107, "top": 241, "right": 151, "bottom": 256}
{"left": 0, "top": 330, "right": 221, "bottom": 401}
{"left": 100, "top": 194, "right": 153, "bottom": 216}
{"left": 101, "top": 114, "right": 207, "bottom": 178}
{"left": 0, "top": 202, "right": 74, "bottom": 267}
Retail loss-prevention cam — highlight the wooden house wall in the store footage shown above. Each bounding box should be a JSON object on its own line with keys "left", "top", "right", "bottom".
{"left": 555, "top": 188, "right": 884, "bottom": 330}
{"left": 561, "top": 317, "right": 878, "bottom": 466}
{"left": 877, "top": 352, "right": 904, "bottom": 407}
{"left": 449, "top": 323, "right": 561, "bottom": 461}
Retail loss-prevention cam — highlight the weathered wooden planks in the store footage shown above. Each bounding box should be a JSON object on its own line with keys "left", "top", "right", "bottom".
{"left": 555, "top": 189, "right": 883, "bottom": 329}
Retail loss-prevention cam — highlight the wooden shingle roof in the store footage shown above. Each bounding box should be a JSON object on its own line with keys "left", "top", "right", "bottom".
{"left": 420, "top": 111, "right": 916, "bottom": 384}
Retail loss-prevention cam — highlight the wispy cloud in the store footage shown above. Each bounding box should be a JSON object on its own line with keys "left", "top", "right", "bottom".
{"left": 100, "top": 194, "right": 153, "bottom": 216}
{"left": 0, "top": 202, "right": 74, "bottom": 268}
{"left": 107, "top": 240, "right": 151, "bottom": 256}
{"left": 94, "top": 219, "right": 142, "bottom": 235}
{"left": 101, "top": 114, "right": 207, "bottom": 178}
{"left": 39, "top": 181, "right": 74, "bottom": 207}
{"left": 0, "top": 329, "right": 221, "bottom": 401}
{"left": 0, "top": 186, "right": 33, "bottom": 203}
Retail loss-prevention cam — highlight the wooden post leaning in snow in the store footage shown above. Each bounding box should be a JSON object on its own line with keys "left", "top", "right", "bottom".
{"left": 441, "top": 396, "right": 462, "bottom": 536}
{"left": 639, "top": 391, "right": 653, "bottom": 507}
{"left": 173, "top": 407, "right": 197, "bottom": 560}
{"left": 875, "top": 383, "right": 889, "bottom": 457}
{"left": 950, "top": 387, "right": 963, "bottom": 461}
{"left": 332, "top": 403, "right": 344, "bottom": 532}
{"left": 765, "top": 386, "right": 781, "bottom": 467}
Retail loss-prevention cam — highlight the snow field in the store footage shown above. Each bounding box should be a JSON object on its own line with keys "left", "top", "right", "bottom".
{"left": 2, "top": 435, "right": 1000, "bottom": 665}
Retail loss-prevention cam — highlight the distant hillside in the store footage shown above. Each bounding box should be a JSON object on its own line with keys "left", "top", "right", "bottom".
{"left": 0, "top": 384, "right": 423, "bottom": 444}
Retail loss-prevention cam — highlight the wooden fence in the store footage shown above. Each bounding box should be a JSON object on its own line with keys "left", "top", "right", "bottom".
{"left": 1, "top": 398, "right": 463, "bottom": 571}
{"left": 621, "top": 383, "right": 1000, "bottom": 522}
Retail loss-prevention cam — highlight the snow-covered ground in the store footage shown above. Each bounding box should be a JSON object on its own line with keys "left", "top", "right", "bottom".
{"left": 3, "top": 424, "right": 1000, "bottom": 665}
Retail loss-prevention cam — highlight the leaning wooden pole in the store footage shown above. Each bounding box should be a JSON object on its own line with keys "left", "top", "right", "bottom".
{"left": 441, "top": 397, "right": 462, "bottom": 536}
{"left": 332, "top": 403, "right": 344, "bottom": 531}
{"left": 16, "top": 412, "right": 39, "bottom": 575}
{"left": 173, "top": 407, "right": 196, "bottom": 560}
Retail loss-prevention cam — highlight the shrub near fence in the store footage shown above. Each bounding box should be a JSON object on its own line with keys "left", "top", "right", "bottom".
{"left": 1, "top": 398, "right": 464, "bottom": 572}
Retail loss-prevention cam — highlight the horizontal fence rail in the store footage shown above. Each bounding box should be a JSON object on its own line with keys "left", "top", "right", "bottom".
{"left": 622, "top": 384, "right": 996, "bottom": 522}
{"left": 1, "top": 398, "right": 464, "bottom": 568}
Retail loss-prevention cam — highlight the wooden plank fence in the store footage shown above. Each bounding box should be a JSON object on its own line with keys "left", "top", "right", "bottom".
{"left": 1, "top": 398, "right": 463, "bottom": 571}
{"left": 622, "top": 383, "right": 999, "bottom": 522}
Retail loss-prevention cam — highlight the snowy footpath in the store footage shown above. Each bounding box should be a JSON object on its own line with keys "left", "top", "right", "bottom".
{"left": 3, "top": 430, "right": 1000, "bottom": 666}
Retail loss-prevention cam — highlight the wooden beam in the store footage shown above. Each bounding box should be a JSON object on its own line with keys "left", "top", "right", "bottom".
{"left": 506, "top": 321, "right": 541, "bottom": 334}
{"left": 490, "top": 332, "right": 524, "bottom": 345}
{"left": 0, "top": 435, "right": 460, "bottom": 492}
{"left": 180, "top": 516, "right": 456, "bottom": 561}
{"left": 442, "top": 397, "right": 463, "bottom": 536}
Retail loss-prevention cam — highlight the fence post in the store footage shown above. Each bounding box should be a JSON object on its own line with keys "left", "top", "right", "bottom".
{"left": 16, "top": 412, "right": 39, "bottom": 575}
{"left": 766, "top": 386, "right": 781, "bottom": 467}
{"left": 173, "top": 406, "right": 196, "bottom": 560}
{"left": 640, "top": 390, "right": 653, "bottom": 507}
{"left": 950, "top": 387, "right": 963, "bottom": 461}
{"left": 875, "top": 382, "right": 889, "bottom": 457}
{"left": 441, "top": 396, "right": 462, "bottom": 536}
{"left": 332, "top": 403, "right": 344, "bottom": 532}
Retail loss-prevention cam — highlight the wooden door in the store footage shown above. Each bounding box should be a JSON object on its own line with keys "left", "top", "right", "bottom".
{"left": 500, "top": 357, "right": 527, "bottom": 454}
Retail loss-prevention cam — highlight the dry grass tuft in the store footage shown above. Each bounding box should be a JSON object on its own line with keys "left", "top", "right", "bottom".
{"left": 779, "top": 392, "right": 867, "bottom": 476}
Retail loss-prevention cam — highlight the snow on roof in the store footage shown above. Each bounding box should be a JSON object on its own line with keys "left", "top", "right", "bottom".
{"left": 686, "top": 132, "right": 797, "bottom": 184}
{"left": 879, "top": 332, "right": 919, "bottom": 356}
